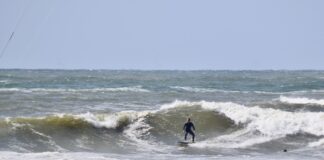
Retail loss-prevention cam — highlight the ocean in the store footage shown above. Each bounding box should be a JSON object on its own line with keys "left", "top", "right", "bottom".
{"left": 0, "top": 70, "right": 324, "bottom": 160}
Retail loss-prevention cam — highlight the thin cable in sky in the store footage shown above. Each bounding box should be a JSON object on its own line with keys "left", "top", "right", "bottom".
{"left": 0, "top": 0, "right": 30, "bottom": 60}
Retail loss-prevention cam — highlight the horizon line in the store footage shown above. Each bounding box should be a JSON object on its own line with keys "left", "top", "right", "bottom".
{"left": 0, "top": 68, "right": 324, "bottom": 71}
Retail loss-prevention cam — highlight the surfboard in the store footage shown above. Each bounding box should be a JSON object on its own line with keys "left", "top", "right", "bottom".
{"left": 177, "top": 141, "right": 192, "bottom": 146}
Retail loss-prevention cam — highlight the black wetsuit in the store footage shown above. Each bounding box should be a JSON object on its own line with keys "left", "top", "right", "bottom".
{"left": 183, "top": 122, "right": 195, "bottom": 142}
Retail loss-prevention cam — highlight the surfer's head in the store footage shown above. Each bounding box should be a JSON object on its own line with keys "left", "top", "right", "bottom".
{"left": 187, "top": 118, "right": 191, "bottom": 122}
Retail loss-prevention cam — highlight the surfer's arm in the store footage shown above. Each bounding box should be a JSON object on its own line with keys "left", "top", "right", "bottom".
{"left": 183, "top": 124, "right": 186, "bottom": 130}
{"left": 192, "top": 124, "right": 195, "bottom": 131}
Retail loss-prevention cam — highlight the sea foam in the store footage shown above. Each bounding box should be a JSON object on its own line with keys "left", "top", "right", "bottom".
{"left": 279, "top": 96, "right": 324, "bottom": 106}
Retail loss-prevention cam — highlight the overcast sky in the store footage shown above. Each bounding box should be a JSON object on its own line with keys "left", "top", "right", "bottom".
{"left": 0, "top": 0, "right": 323, "bottom": 70}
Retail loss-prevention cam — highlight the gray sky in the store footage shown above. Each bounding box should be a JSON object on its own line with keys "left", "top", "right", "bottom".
{"left": 0, "top": 0, "right": 323, "bottom": 70}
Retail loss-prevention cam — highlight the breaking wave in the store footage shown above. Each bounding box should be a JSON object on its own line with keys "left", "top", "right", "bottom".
{"left": 279, "top": 96, "right": 324, "bottom": 106}
{"left": 2, "top": 100, "right": 324, "bottom": 152}
{"left": 160, "top": 101, "right": 324, "bottom": 149}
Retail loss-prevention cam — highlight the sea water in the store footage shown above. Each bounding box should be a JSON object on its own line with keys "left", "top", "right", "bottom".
{"left": 0, "top": 70, "right": 324, "bottom": 159}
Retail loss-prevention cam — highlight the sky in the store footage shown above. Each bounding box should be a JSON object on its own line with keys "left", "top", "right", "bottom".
{"left": 0, "top": 0, "right": 323, "bottom": 70}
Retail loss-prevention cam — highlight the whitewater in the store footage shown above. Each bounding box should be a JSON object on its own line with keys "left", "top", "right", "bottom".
{"left": 1, "top": 70, "right": 324, "bottom": 159}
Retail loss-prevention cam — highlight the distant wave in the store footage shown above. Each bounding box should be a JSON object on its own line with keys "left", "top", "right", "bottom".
{"left": 279, "top": 96, "right": 324, "bottom": 106}
{"left": 170, "top": 86, "right": 242, "bottom": 93}
{"left": 0, "top": 80, "right": 11, "bottom": 84}
{"left": 170, "top": 86, "right": 283, "bottom": 94}
{"left": 171, "top": 86, "right": 324, "bottom": 95}
{"left": 0, "top": 86, "right": 150, "bottom": 93}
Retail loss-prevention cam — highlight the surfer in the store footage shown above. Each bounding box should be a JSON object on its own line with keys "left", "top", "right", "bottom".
{"left": 183, "top": 118, "right": 195, "bottom": 142}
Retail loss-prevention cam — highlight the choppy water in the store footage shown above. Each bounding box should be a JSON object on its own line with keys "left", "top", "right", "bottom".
{"left": 1, "top": 70, "right": 324, "bottom": 159}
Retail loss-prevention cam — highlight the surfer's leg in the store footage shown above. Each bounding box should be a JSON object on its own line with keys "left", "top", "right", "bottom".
{"left": 184, "top": 132, "right": 188, "bottom": 140}
{"left": 192, "top": 132, "right": 195, "bottom": 142}
{"left": 189, "top": 131, "right": 195, "bottom": 142}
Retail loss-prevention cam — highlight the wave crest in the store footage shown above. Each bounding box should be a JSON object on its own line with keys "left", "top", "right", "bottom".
{"left": 279, "top": 96, "right": 324, "bottom": 106}
{"left": 0, "top": 86, "right": 150, "bottom": 93}
{"left": 158, "top": 100, "right": 324, "bottom": 148}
